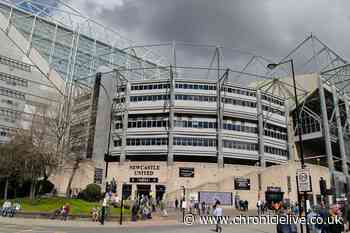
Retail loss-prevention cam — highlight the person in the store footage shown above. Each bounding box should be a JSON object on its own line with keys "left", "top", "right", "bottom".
{"left": 110, "top": 177, "right": 117, "bottom": 194}
{"left": 244, "top": 200, "right": 249, "bottom": 211}
{"left": 160, "top": 198, "right": 168, "bottom": 217}
{"left": 131, "top": 201, "right": 139, "bottom": 221}
{"left": 346, "top": 204, "right": 350, "bottom": 233}
{"left": 201, "top": 201, "right": 206, "bottom": 215}
{"left": 61, "top": 203, "right": 70, "bottom": 221}
{"left": 257, "top": 200, "right": 262, "bottom": 215}
{"left": 175, "top": 199, "right": 179, "bottom": 209}
{"left": 276, "top": 207, "right": 298, "bottom": 233}
{"left": 100, "top": 196, "right": 108, "bottom": 225}
{"left": 326, "top": 205, "right": 344, "bottom": 233}
{"left": 213, "top": 201, "right": 223, "bottom": 233}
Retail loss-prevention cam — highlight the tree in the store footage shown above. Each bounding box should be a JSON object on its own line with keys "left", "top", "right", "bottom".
{"left": 4, "top": 106, "right": 61, "bottom": 200}
{"left": 0, "top": 143, "right": 25, "bottom": 200}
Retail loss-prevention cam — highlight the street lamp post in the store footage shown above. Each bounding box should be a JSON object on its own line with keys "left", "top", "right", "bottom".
{"left": 120, "top": 183, "right": 125, "bottom": 225}
{"left": 267, "top": 59, "right": 309, "bottom": 233}
{"left": 181, "top": 185, "right": 186, "bottom": 222}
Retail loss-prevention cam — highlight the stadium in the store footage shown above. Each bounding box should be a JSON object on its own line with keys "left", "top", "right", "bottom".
{"left": 0, "top": 0, "right": 349, "bottom": 208}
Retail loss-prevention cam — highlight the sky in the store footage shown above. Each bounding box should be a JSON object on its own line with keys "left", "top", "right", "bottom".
{"left": 67, "top": 0, "right": 350, "bottom": 74}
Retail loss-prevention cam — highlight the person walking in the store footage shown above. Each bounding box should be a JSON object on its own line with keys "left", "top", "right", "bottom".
{"left": 175, "top": 199, "right": 179, "bottom": 209}
{"left": 257, "top": 200, "right": 262, "bottom": 215}
{"left": 100, "top": 197, "right": 108, "bottom": 225}
{"left": 213, "top": 201, "right": 223, "bottom": 233}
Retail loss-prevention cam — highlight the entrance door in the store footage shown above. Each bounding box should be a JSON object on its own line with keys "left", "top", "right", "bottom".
{"left": 137, "top": 185, "right": 151, "bottom": 198}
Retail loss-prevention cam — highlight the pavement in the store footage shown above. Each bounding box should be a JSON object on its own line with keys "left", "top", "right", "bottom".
{"left": 0, "top": 216, "right": 275, "bottom": 233}
{"left": 0, "top": 209, "right": 277, "bottom": 233}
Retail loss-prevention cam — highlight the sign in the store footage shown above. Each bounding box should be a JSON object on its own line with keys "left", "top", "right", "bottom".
{"left": 94, "top": 168, "right": 103, "bottom": 184}
{"left": 297, "top": 167, "right": 312, "bottom": 192}
{"left": 129, "top": 177, "right": 158, "bottom": 183}
{"left": 234, "top": 177, "right": 250, "bottom": 190}
{"left": 129, "top": 164, "right": 160, "bottom": 176}
{"left": 179, "top": 167, "right": 195, "bottom": 178}
{"left": 267, "top": 186, "right": 282, "bottom": 192}
{"left": 198, "top": 192, "right": 232, "bottom": 205}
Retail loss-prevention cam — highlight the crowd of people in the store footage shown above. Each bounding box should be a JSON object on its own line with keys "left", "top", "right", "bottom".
{"left": 0, "top": 200, "right": 20, "bottom": 217}
{"left": 271, "top": 200, "right": 350, "bottom": 233}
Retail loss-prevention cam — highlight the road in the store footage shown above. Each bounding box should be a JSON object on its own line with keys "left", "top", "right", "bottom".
{"left": 0, "top": 218, "right": 275, "bottom": 233}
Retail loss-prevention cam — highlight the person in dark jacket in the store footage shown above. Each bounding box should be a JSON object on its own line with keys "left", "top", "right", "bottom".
{"left": 276, "top": 208, "right": 298, "bottom": 233}
{"left": 326, "top": 205, "right": 344, "bottom": 233}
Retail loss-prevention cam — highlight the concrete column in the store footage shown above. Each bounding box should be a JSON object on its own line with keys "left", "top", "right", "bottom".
{"left": 120, "top": 81, "right": 129, "bottom": 164}
{"left": 216, "top": 80, "right": 224, "bottom": 168}
{"left": 318, "top": 76, "right": 336, "bottom": 197}
{"left": 285, "top": 100, "right": 294, "bottom": 161}
{"left": 344, "top": 95, "right": 350, "bottom": 191}
{"left": 131, "top": 184, "right": 137, "bottom": 200}
{"left": 332, "top": 84, "right": 348, "bottom": 177}
{"left": 167, "top": 67, "right": 175, "bottom": 165}
{"left": 257, "top": 90, "right": 265, "bottom": 168}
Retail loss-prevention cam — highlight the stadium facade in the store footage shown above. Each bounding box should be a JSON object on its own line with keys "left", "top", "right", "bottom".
{"left": 0, "top": 0, "right": 349, "bottom": 208}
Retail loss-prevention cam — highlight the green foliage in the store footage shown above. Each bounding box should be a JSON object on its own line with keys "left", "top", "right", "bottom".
{"left": 79, "top": 183, "right": 102, "bottom": 202}
{"left": 0, "top": 197, "right": 130, "bottom": 216}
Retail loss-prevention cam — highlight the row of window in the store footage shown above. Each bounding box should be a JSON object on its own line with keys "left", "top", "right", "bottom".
{"left": 175, "top": 83, "right": 216, "bottom": 90}
{"left": 174, "top": 120, "right": 217, "bottom": 129}
{"left": 130, "top": 95, "right": 169, "bottom": 102}
{"left": 131, "top": 83, "right": 170, "bottom": 91}
{"left": 223, "top": 140, "right": 257, "bottom": 151}
{"left": 113, "top": 137, "right": 287, "bottom": 157}
{"left": 262, "top": 105, "right": 284, "bottom": 116}
{"left": 126, "top": 138, "right": 168, "bottom": 146}
{"left": 1, "top": 99, "right": 19, "bottom": 107}
{"left": 222, "top": 87, "right": 256, "bottom": 97}
{"left": 173, "top": 137, "right": 217, "bottom": 147}
{"left": 0, "top": 108, "right": 21, "bottom": 119}
{"left": 0, "top": 72, "right": 28, "bottom": 87}
{"left": 0, "top": 87, "right": 25, "bottom": 100}
{"left": 264, "top": 123, "right": 287, "bottom": 140}
{"left": 262, "top": 95, "right": 284, "bottom": 106}
{"left": 175, "top": 94, "right": 216, "bottom": 102}
{"left": 115, "top": 118, "right": 287, "bottom": 140}
{"left": 117, "top": 86, "right": 126, "bottom": 92}
{"left": 0, "top": 55, "right": 31, "bottom": 72}
{"left": 128, "top": 83, "right": 284, "bottom": 106}
{"left": 0, "top": 127, "right": 12, "bottom": 137}
{"left": 223, "top": 97, "right": 256, "bottom": 108}
{"left": 264, "top": 129, "right": 287, "bottom": 140}
{"left": 223, "top": 122, "right": 258, "bottom": 133}
{"left": 124, "top": 119, "right": 168, "bottom": 129}
{"left": 265, "top": 146, "right": 288, "bottom": 157}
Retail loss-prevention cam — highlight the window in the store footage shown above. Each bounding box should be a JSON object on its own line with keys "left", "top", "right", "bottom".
{"left": 223, "top": 140, "right": 257, "bottom": 151}
{"left": 126, "top": 137, "right": 168, "bottom": 146}
{"left": 173, "top": 137, "right": 216, "bottom": 147}
{"left": 0, "top": 55, "right": 31, "bottom": 72}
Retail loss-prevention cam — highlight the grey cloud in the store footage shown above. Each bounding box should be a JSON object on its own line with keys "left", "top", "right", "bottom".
{"left": 74, "top": 0, "right": 350, "bottom": 70}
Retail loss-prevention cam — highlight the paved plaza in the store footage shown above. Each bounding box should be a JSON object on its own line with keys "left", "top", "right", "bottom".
{"left": 0, "top": 217, "right": 275, "bottom": 233}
